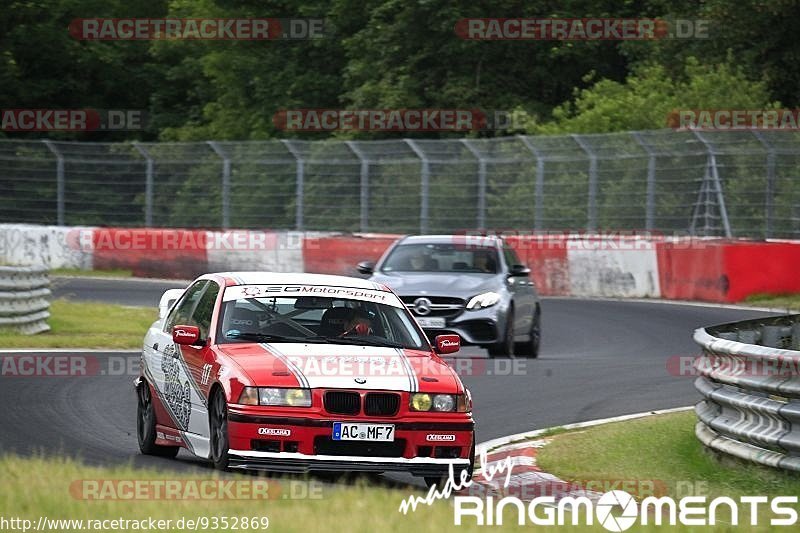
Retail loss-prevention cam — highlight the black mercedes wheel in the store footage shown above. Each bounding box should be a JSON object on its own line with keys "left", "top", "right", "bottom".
{"left": 516, "top": 308, "right": 541, "bottom": 359}
{"left": 488, "top": 311, "right": 514, "bottom": 358}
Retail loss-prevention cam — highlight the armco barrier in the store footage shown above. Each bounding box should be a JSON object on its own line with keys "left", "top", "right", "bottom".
{"left": 3, "top": 223, "right": 800, "bottom": 303}
{"left": 658, "top": 240, "right": 800, "bottom": 302}
{"left": 302, "top": 234, "right": 399, "bottom": 277}
{"left": 92, "top": 228, "right": 210, "bottom": 279}
{"left": 0, "top": 224, "right": 93, "bottom": 270}
{"left": 693, "top": 315, "right": 800, "bottom": 471}
{"left": 503, "top": 234, "right": 569, "bottom": 296}
{"left": 0, "top": 266, "right": 51, "bottom": 335}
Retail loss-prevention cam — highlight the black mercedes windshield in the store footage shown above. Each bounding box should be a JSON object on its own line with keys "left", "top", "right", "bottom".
{"left": 381, "top": 243, "right": 499, "bottom": 273}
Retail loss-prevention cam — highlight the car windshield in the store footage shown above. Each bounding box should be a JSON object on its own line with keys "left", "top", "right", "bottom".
{"left": 217, "top": 294, "right": 428, "bottom": 350}
{"left": 381, "top": 243, "right": 499, "bottom": 273}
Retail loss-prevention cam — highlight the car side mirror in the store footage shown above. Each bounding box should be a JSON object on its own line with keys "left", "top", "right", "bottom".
{"left": 509, "top": 264, "right": 531, "bottom": 277}
{"left": 357, "top": 260, "right": 375, "bottom": 275}
{"left": 172, "top": 325, "right": 203, "bottom": 346}
{"left": 434, "top": 334, "right": 460, "bottom": 354}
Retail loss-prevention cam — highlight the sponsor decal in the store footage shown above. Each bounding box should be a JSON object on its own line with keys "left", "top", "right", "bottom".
{"left": 200, "top": 363, "right": 213, "bottom": 386}
{"left": 161, "top": 344, "right": 192, "bottom": 429}
{"left": 257, "top": 428, "right": 291, "bottom": 437}
{"left": 224, "top": 284, "right": 396, "bottom": 305}
{"left": 426, "top": 434, "right": 456, "bottom": 442}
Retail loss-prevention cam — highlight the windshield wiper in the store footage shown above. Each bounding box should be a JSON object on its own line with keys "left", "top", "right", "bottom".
{"left": 225, "top": 332, "right": 327, "bottom": 344}
{"left": 305, "top": 335, "right": 405, "bottom": 349}
{"left": 226, "top": 331, "right": 406, "bottom": 349}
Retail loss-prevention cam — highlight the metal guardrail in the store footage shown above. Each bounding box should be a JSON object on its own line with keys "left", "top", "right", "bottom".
{"left": 693, "top": 315, "right": 800, "bottom": 471}
{"left": 0, "top": 266, "right": 51, "bottom": 335}
{"left": 3, "top": 130, "right": 800, "bottom": 237}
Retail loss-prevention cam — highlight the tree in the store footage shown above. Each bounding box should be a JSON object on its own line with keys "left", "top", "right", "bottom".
{"left": 531, "top": 56, "right": 778, "bottom": 134}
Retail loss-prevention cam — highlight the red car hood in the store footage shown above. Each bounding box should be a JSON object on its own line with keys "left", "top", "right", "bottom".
{"left": 217, "top": 342, "right": 461, "bottom": 393}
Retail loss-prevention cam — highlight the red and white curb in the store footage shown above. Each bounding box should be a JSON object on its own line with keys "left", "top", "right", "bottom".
{"left": 466, "top": 406, "right": 693, "bottom": 501}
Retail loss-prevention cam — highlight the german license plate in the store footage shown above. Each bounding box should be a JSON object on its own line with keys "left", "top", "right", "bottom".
{"left": 417, "top": 317, "right": 446, "bottom": 328}
{"left": 332, "top": 422, "right": 395, "bottom": 441}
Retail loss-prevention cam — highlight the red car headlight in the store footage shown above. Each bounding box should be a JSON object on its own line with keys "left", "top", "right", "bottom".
{"left": 410, "top": 393, "right": 469, "bottom": 412}
{"left": 238, "top": 387, "right": 311, "bottom": 407}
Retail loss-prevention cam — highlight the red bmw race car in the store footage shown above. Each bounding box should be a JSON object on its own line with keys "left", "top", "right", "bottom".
{"left": 136, "top": 272, "right": 475, "bottom": 487}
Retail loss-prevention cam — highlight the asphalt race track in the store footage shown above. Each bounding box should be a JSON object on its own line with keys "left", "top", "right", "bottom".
{"left": 0, "top": 276, "right": 777, "bottom": 477}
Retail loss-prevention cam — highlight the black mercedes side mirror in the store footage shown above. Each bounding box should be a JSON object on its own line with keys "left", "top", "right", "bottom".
{"left": 357, "top": 260, "right": 375, "bottom": 275}
{"left": 509, "top": 264, "right": 530, "bottom": 276}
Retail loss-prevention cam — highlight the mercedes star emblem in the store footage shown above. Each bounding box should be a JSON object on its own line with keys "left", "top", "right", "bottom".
{"left": 413, "top": 297, "right": 432, "bottom": 316}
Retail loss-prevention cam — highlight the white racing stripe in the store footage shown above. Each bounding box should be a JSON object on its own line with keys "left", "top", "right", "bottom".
{"left": 261, "top": 343, "right": 420, "bottom": 391}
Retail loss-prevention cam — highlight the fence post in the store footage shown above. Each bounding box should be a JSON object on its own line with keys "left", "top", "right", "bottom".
{"left": 631, "top": 132, "right": 656, "bottom": 231}
{"left": 42, "top": 140, "right": 64, "bottom": 226}
{"left": 281, "top": 140, "right": 304, "bottom": 231}
{"left": 692, "top": 131, "right": 732, "bottom": 238}
{"left": 207, "top": 141, "right": 231, "bottom": 229}
{"left": 461, "top": 139, "right": 486, "bottom": 229}
{"left": 132, "top": 142, "right": 154, "bottom": 226}
{"left": 752, "top": 131, "right": 776, "bottom": 239}
{"left": 572, "top": 134, "right": 598, "bottom": 231}
{"left": 518, "top": 135, "right": 545, "bottom": 231}
{"left": 346, "top": 141, "right": 369, "bottom": 232}
{"left": 405, "top": 139, "right": 429, "bottom": 233}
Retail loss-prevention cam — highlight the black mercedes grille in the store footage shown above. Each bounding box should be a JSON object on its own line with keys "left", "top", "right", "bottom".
{"left": 314, "top": 436, "right": 406, "bottom": 458}
{"left": 364, "top": 393, "right": 400, "bottom": 416}
{"left": 400, "top": 296, "right": 465, "bottom": 318}
{"left": 324, "top": 391, "right": 360, "bottom": 415}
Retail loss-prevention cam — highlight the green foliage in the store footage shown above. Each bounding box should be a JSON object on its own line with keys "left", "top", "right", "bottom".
{"left": 2, "top": 0, "right": 798, "bottom": 140}
{"left": 533, "top": 57, "right": 778, "bottom": 134}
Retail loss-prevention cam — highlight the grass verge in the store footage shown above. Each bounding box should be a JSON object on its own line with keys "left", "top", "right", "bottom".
{"left": 0, "top": 455, "right": 453, "bottom": 533}
{"left": 0, "top": 299, "right": 154, "bottom": 349}
{"left": 538, "top": 410, "right": 800, "bottom": 526}
{"left": 743, "top": 293, "right": 800, "bottom": 311}
{"left": 0, "top": 454, "right": 566, "bottom": 533}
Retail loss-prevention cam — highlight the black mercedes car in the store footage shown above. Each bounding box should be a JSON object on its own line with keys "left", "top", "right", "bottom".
{"left": 357, "top": 235, "right": 540, "bottom": 358}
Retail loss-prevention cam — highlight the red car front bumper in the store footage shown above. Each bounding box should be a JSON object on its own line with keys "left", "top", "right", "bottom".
{"left": 226, "top": 405, "right": 474, "bottom": 477}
